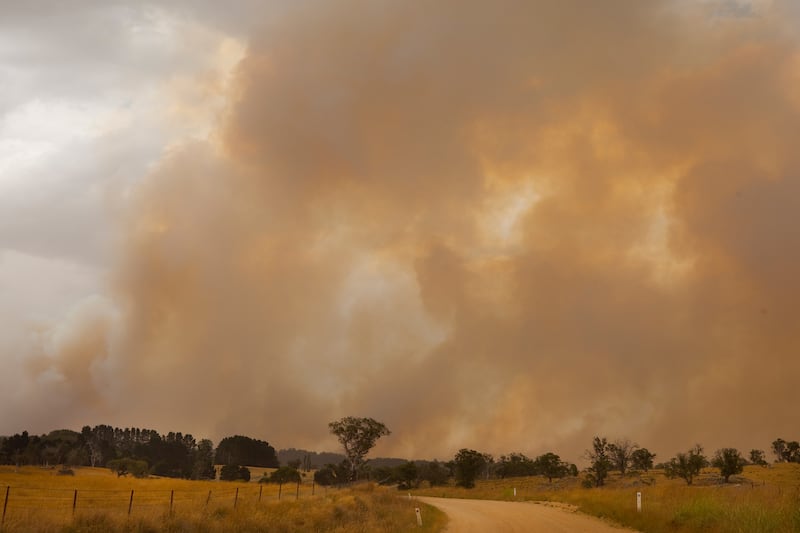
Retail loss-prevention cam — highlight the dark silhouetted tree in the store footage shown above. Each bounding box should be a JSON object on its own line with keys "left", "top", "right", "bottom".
{"left": 608, "top": 439, "right": 637, "bottom": 476}
{"left": 585, "top": 437, "right": 612, "bottom": 487}
{"left": 631, "top": 448, "right": 656, "bottom": 472}
{"left": 496, "top": 453, "right": 537, "bottom": 478}
{"left": 749, "top": 449, "right": 767, "bottom": 466}
{"left": 1, "top": 432, "right": 30, "bottom": 470}
{"left": 192, "top": 439, "right": 216, "bottom": 480}
{"left": 771, "top": 438, "right": 800, "bottom": 463}
{"left": 220, "top": 464, "right": 250, "bottom": 481}
{"left": 772, "top": 438, "right": 786, "bottom": 462}
{"left": 453, "top": 449, "right": 491, "bottom": 488}
{"left": 535, "top": 452, "right": 570, "bottom": 483}
{"left": 216, "top": 435, "right": 278, "bottom": 467}
{"left": 396, "top": 461, "right": 419, "bottom": 490}
{"left": 418, "top": 461, "right": 450, "bottom": 487}
{"left": 665, "top": 445, "right": 708, "bottom": 485}
{"left": 712, "top": 448, "right": 745, "bottom": 482}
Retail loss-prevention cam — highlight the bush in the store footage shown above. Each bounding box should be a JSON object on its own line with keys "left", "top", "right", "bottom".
{"left": 315, "top": 462, "right": 349, "bottom": 486}
{"left": 219, "top": 464, "right": 250, "bottom": 481}
{"left": 107, "top": 458, "right": 149, "bottom": 478}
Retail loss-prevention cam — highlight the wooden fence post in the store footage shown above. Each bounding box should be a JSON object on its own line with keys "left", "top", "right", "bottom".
{"left": 128, "top": 490, "right": 134, "bottom": 516}
{"left": 258, "top": 484, "right": 263, "bottom": 502}
{"left": 169, "top": 490, "right": 174, "bottom": 515}
{"left": 295, "top": 479, "right": 300, "bottom": 500}
{"left": 205, "top": 490, "right": 212, "bottom": 508}
{"left": 2, "top": 486, "right": 9, "bottom": 528}
{"left": 72, "top": 489, "right": 78, "bottom": 516}
{"left": 234, "top": 488, "right": 239, "bottom": 509}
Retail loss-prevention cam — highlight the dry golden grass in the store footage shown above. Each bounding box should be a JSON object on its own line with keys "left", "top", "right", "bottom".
{"left": 413, "top": 464, "right": 800, "bottom": 533}
{"left": 0, "top": 466, "right": 446, "bottom": 532}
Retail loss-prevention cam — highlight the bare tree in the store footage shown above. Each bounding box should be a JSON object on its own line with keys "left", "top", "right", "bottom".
{"left": 608, "top": 438, "right": 638, "bottom": 476}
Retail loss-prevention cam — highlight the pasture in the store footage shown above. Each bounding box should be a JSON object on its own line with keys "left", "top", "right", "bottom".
{"left": 0, "top": 466, "right": 445, "bottom": 532}
{"left": 413, "top": 463, "right": 800, "bottom": 532}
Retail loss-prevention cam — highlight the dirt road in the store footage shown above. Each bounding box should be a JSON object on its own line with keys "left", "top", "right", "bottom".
{"left": 417, "top": 497, "right": 636, "bottom": 532}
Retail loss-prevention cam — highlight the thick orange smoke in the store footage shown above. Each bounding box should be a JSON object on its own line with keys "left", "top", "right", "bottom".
{"left": 12, "top": 0, "right": 800, "bottom": 462}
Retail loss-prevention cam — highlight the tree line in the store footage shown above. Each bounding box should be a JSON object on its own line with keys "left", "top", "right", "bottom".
{"left": 0, "top": 425, "right": 278, "bottom": 480}
{"left": 311, "top": 419, "right": 800, "bottom": 491}
{"left": 3, "top": 420, "right": 797, "bottom": 489}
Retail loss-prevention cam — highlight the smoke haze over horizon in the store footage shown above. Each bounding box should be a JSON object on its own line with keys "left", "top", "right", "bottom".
{"left": 2, "top": 0, "right": 800, "bottom": 463}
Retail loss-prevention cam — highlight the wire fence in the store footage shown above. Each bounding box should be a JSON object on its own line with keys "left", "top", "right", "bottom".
{"left": 0, "top": 481, "right": 326, "bottom": 527}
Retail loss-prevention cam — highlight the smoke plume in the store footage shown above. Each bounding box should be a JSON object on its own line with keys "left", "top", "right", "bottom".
{"left": 6, "top": 0, "right": 800, "bottom": 461}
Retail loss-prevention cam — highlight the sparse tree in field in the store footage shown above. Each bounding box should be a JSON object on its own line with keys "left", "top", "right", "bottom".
{"left": 770, "top": 438, "right": 799, "bottom": 463}
{"left": 749, "top": 449, "right": 768, "bottom": 466}
{"left": 712, "top": 448, "right": 745, "bottom": 482}
{"left": 585, "top": 437, "right": 613, "bottom": 487}
{"left": 787, "top": 441, "right": 800, "bottom": 462}
{"left": 328, "top": 416, "right": 391, "bottom": 481}
{"left": 771, "top": 438, "right": 787, "bottom": 462}
{"left": 631, "top": 448, "right": 656, "bottom": 472}
{"left": 266, "top": 466, "right": 301, "bottom": 499}
{"left": 534, "top": 452, "right": 570, "bottom": 483}
{"left": 665, "top": 445, "right": 708, "bottom": 485}
{"left": 453, "top": 449, "right": 491, "bottom": 488}
{"left": 608, "top": 439, "right": 637, "bottom": 476}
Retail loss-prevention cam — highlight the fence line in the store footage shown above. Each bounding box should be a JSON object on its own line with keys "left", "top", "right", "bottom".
{"left": 0, "top": 481, "right": 325, "bottom": 527}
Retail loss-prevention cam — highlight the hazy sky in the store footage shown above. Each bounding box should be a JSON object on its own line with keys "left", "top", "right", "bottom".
{"left": 2, "top": 0, "right": 799, "bottom": 463}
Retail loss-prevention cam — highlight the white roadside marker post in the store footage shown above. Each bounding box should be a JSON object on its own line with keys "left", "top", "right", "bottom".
{"left": 513, "top": 487, "right": 517, "bottom": 497}
{"left": 415, "top": 507, "right": 423, "bottom": 526}
{"left": 636, "top": 491, "right": 642, "bottom": 512}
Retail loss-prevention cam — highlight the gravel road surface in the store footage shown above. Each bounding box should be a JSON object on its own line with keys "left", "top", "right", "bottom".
{"left": 417, "top": 496, "right": 637, "bottom": 532}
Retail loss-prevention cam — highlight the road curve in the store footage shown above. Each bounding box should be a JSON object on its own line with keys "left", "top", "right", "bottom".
{"left": 417, "top": 497, "right": 636, "bottom": 533}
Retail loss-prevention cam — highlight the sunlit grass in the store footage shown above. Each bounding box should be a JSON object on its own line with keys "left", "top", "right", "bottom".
{"left": 0, "top": 466, "right": 446, "bottom": 532}
{"left": 413, "top": 463, "right": 800, "bottom": 532}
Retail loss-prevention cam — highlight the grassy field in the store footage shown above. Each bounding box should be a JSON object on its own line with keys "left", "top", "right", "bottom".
{"left": 0, "top": 466, "right": 446, "bottom": 532}
{"left": 413, "top": 463, "right": 800, "bottom": 533}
